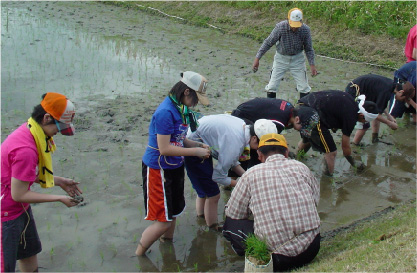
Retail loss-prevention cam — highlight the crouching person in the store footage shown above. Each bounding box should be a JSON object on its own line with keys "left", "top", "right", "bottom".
{"left": 223, "top": 133, "right": 321, "bottom": 272}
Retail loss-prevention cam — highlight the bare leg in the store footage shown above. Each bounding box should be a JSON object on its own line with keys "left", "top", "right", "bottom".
{"left": 352, "top": 129, "right": 367, "bottom": 145}
{"left": 204, "top": 194, "right": 220, "bottom": 227}
{"left": 161, "top": 218, "right": 176, "bottom": 240}
{"left": 18, "top": 255, "right": 38, "bottom": 272}
{"left": 323, "top": 151, "right": 337, "bottom": 176}
{"left": 136, "top": 221, "right": 173, "bottom": 256}
{"left": 196, "top": 196, "right": 206, "bottom": 217}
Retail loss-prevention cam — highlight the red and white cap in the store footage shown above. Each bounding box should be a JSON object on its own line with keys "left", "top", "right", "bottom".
{"left": 41, "top": 92, "right": 76, "bottom": 135}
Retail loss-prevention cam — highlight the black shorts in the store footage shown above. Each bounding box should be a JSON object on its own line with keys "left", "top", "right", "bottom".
{"left": 142, "top": 162, "right": 186, "bottom": 222}
{"left": 1, "top": 206, "right": 42, "bottom": 272}
{"left": 303, "top": 121, "right": 337, "bottom": 154}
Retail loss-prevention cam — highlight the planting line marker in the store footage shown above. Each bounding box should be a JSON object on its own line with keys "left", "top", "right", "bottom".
{"left": 133, "top": 3, "right": 222, "bottom": 30}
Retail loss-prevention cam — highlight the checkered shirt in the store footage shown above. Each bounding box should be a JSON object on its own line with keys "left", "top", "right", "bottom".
{"left": 225, "top": 154, "right": 320, "bottom": 257}
{"left": 255, "top": 20, "right": 315, "bottom": 66}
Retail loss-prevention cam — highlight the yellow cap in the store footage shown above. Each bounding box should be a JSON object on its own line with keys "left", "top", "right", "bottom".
{"left": 258, "top": 133, "right": 288, "bottom": 149}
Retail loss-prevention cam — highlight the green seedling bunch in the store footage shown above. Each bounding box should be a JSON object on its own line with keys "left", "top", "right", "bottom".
{"left": 244, "top": 233, "right": 271, "bottom": 265}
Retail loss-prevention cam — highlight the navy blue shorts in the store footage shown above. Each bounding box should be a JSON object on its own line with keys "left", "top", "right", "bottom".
{"left": 1, "top": 206, "right": 42, "bottom": 272}
{"left": 184, "top": 156, "right": 220, "bottom": 198}
{"left": 389, "top": 94, "right": 416, "bottom": 118}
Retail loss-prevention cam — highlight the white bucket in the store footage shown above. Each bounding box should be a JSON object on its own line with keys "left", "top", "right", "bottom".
{"left": 244, "top": 255, "right": 273, "bottom": 272}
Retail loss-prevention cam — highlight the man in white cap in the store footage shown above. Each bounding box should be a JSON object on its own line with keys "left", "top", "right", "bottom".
{"left": 252, "top": 8, "right": 318, "bottom": 99}
{"left": 184, "top": 115, "right": 277, "bottom": 230}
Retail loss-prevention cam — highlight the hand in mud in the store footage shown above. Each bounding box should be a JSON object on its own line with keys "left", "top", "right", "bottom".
{"left": 355, "top": 161, "right": 365, "bottom": 172}
{"left": 61, "top": 196, "right": 81, "bottom": 208}
{"left": 59, "top": 178, "right": 82, "bottom": 197}
{"left": 288, "top": 151, "right": 296, "bottom": 159}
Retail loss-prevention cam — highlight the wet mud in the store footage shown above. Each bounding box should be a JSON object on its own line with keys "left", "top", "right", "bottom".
{"left": 1, "top": 2, "right": 416, "bottom": 272}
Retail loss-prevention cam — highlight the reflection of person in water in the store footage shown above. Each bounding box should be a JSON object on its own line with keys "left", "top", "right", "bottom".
{"left": 137, "top": 229, "right": 221, "bottom": 272}
{"left": 185, "top": 229, "right": 219, "bottom": 271}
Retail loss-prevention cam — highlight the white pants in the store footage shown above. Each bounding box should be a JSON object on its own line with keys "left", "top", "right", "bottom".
{"left": 265, "top": 51, "right": 311, "bottom": 94}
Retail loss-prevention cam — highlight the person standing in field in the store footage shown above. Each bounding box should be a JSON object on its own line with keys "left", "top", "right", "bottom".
{"left": 185, "top": 116, "right": 278, "bottom": 230}
{"left": 404, "top": 24, "right": 416, "bottom": 63}
{"left": 136, "top": 71, "right": 211, "bottom": 256}
{"left": 1, "top": 92, "right": 83, "bottom": 272}
{"left": 223, "top": 133, "right": 321, "bottom": 272}
{"left": 252, "top": 8, "right": 318, "bottom": 99}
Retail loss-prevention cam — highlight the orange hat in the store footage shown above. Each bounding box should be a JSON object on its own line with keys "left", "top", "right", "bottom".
{"left": 41, "top": 92, "right": 75, "bottom": 124}
{"left": 258, "top": 133, "right": 288, "bottom": 149}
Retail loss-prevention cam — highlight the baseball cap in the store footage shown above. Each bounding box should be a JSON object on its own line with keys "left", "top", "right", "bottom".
{"left": 258, "top": 133, "right": 288, "bottom": 149}
{"left": 180, "top": 71, "right": 209, "bottom": 106}
{"left": 296, "top": 106, "right": 319, "bottom": 138}
{"left": 288, "top": 8, "right": 303, "bottom": 28}
{"left": 41, "top": 92, "right": 76, "bottom": 135}
{"left": 356, "top": 95, "right": 379, "bottom": 122}
{"left": 254, "top": 119, "right": 278, "bottom": 139}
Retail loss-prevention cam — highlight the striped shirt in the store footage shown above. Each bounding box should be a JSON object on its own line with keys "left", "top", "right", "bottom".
{"left": 225, "top": 154, "right": 320, "bottom": 257}
{"left": 255, "top": 20, "right": 315, "bottom": 66}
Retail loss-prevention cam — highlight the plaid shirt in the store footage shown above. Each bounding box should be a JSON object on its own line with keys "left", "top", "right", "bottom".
{"left": 225, "top": 154, "right": 320, "bottom": 257}
{"left": 255, "top": 20, "right": 315, "bottom": 66}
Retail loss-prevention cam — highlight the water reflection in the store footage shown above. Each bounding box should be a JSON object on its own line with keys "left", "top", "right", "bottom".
{"left": 1, "top": 4, "right": 174, "bottom": 121}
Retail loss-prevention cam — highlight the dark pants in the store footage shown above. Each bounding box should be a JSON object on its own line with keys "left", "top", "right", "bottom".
{"left": 223, "top": 217, "right": 320, "bottom": 272}
{"left": 1, "top": 207, "right": 42, "bottom": 272}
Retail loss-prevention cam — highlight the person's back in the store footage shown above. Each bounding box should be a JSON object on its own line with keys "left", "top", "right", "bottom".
{"left": 346, "top": 74, "right": 395, "bottom": 113}
{"left": 232, "top": 98, "right": 294, "bottom": 130}
{"left": 299, "top": 90, "right": 358, "bottom": 135}
{"left": 241, "top": 154, "right": 320, "bottom": 256}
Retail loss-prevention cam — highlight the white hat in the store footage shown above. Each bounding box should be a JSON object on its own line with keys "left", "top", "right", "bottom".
{"left": 288, "top": 8, "right": 303, "bottom": 28}
{"left": 254, "top": 119, "right": 278, "bottom": 139}
{"left": 180, "top": 71, "right": 209, "bottom": 105}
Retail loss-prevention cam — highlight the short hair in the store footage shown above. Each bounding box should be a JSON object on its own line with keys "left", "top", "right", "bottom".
{"left": 258, "top": 143, "right": 287, "bottom": 156}
{"left": 362, "top": 101, "right": 379, "bottom": 114}
{"left": 31, "top": 93, "right": 53, "bottom": 124}
{"left": 169, "top": 81, "right": 198, "bottom": 106}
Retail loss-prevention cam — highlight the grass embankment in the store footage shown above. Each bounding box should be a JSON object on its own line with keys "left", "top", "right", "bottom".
{"left": 299, "top": 200, "right": 416, "bottom": 272}
{"left": 105, "top": 1, "right": 416, "bottom": 69}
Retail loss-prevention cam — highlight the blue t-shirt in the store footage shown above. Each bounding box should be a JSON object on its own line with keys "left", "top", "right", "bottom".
{"left": 142, "top": 97, "right": 188, "bottom": 169}
{"left": 394, "top": 61, "right": 416, "bottom": 88}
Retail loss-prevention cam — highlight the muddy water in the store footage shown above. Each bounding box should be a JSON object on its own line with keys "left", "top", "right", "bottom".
{"left": 1, "top": 2, "right": 415, "bottom": 272}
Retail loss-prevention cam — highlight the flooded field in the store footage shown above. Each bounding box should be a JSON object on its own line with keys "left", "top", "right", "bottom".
{"left": 1, "top": 2, "right": 415, "bottom": 272}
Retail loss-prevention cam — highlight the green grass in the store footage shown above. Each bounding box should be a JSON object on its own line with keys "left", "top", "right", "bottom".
{"left": 296, "top": 200, "right": 416, "bottom": 272}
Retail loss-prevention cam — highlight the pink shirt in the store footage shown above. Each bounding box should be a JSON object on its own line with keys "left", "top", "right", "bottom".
{"left": 1, "top": 123, "right": 38, "bottom": 222}
{"left": 405, "top": 25, "right": 417, "bottom": 63}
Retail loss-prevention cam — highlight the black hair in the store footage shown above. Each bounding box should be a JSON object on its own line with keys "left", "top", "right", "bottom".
{"left": 258, "top": 144, "right": 287, "bottom": 157}
{"left": 31, "top": 93, "right": 54, "bottom": 125}
{"left": 362, "top": 101, "right": 379, "bottom": 114}
{"left": 169, "top": 81, "right": 199, "bottom": 107}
